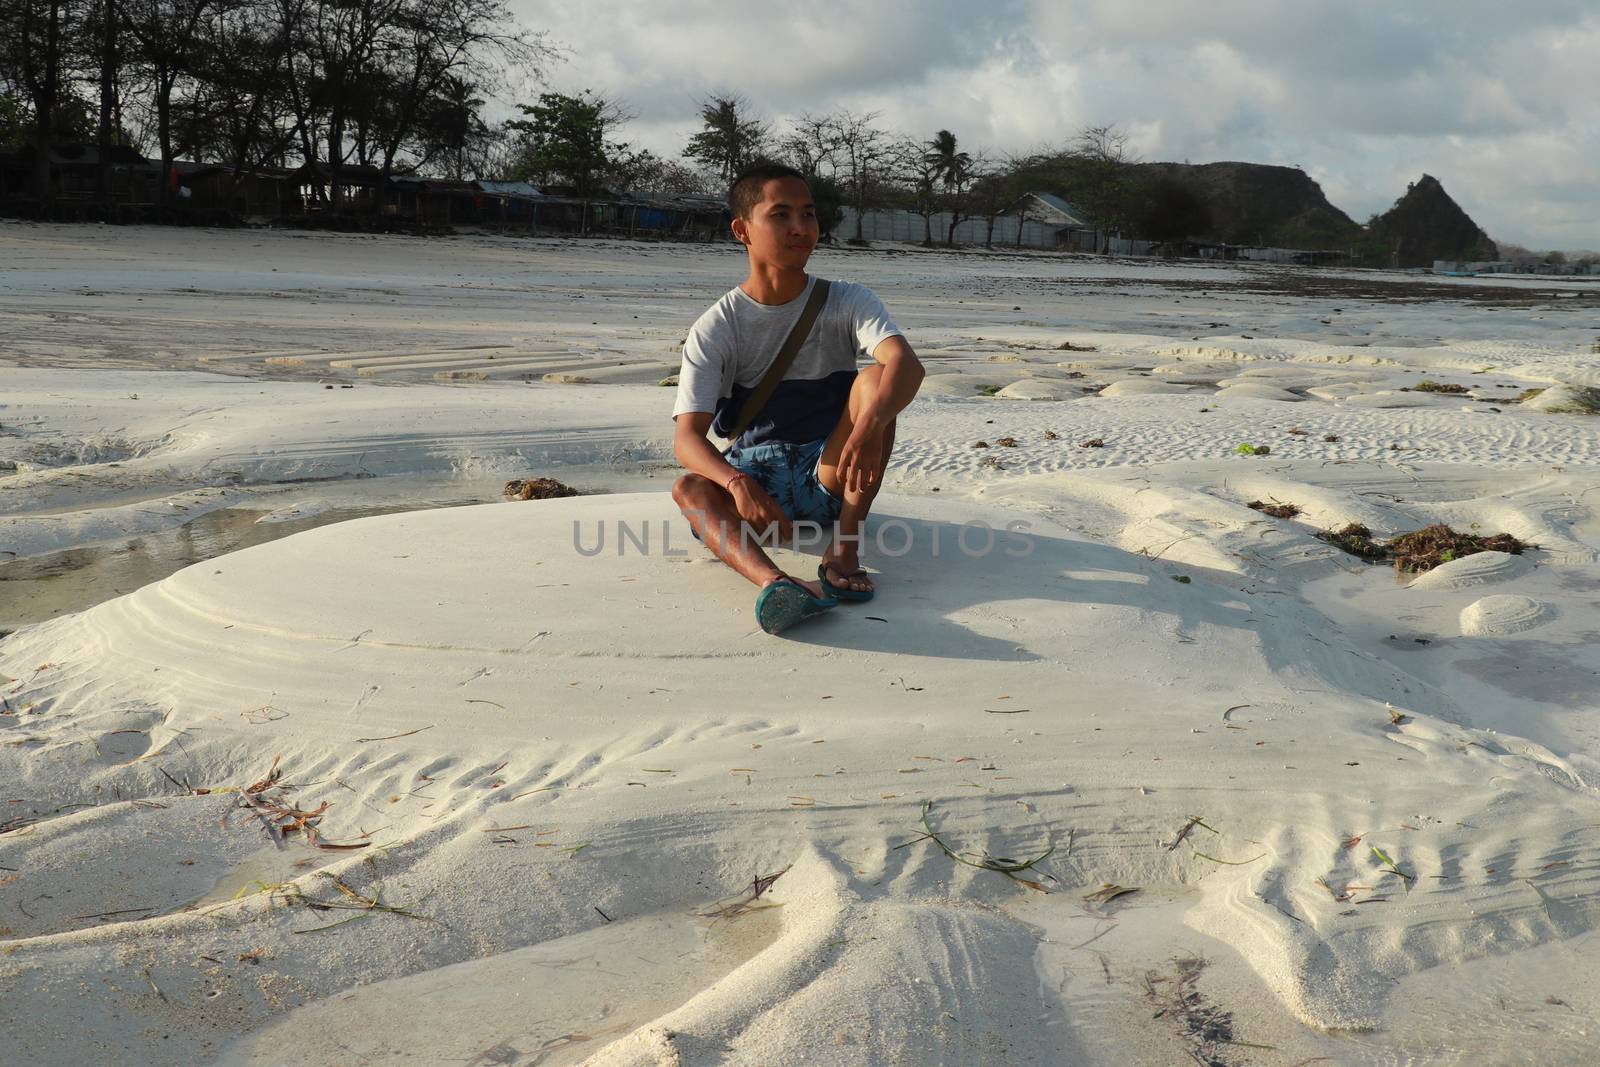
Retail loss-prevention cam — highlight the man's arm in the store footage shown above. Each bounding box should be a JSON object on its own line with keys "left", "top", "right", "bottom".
{"left": 672, "top": 411, "right": 742, "bottom": 487}
{"left": 861, "top": 335, "right": 924, "bottom": 424}
{"left": 837, "top": 335, "right": 924, "bottom": 494}
{"left": 673, "top": 412, "right": 791, "bottom": 536}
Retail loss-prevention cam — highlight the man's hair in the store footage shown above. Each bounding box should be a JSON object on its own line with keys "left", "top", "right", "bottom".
{"left": 728, "top": 161, "right": 808, "bottom": 220}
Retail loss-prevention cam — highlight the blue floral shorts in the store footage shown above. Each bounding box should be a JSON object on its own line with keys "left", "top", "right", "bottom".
{"left": 726, "top": 436, "right": 843, "bottom": 528}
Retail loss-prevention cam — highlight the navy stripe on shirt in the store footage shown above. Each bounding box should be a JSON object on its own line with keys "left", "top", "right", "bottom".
{"left": 713, "top": 368, "right": 858, "bottom": 449}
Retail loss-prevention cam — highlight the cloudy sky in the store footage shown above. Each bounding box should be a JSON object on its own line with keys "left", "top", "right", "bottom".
{"left": 511, "top": 0, "right": 1598, "bottom": 251}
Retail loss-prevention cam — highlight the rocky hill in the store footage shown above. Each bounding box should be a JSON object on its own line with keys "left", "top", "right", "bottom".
{"left": 1128, "top": 161, "right": 1361, "bottom": 249}
{"left": 1366, "top": 174, "right": 1498, "bottom": 267}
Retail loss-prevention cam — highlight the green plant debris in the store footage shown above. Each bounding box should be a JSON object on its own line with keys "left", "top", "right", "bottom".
{"left": 895, "top": 800, "right": 1058, "bottom": 891}
{"left": 1371, "top": 845, "right": 1416, "bottom": 891}
{"left": 1413, "top": 380, "right": 1469, "bottom": 394}
{"left": 1234, "top": 443, "right": 1271, "bottom": 456}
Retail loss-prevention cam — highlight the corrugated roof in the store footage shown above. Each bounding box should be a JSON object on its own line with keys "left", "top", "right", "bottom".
{"left": 475, "top": 180, "right": 546, "bottom": 199}
{"left": 1027, "top": 192, "right": 1093, "bottom": 228}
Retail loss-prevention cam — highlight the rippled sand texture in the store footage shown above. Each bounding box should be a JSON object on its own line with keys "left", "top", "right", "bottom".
{"left": 3, "top": 224, "right": 1599, "bottom": 1065}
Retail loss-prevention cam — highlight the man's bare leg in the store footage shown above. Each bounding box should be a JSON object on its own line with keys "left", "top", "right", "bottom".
{"left": 816, "top": 365, "right": 895, "bottom": 596}
{"left": 670, "top": 476, "right": 830, "bottom": 597}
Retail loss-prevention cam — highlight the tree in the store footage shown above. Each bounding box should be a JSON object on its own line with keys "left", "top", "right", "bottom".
{"left": 815, "top": 109, "right": 894, "bottom": 244}
{"left": 1065, "top": 124, "right": 1138, "bottom": 248}
{"left": 89, "top": 0, "right": 118, "bottom": 206}
{"left": 773, "top": 117, "right": 845, "bottom": 240}
{"left": 923, "top": 128, "right": 971, "bottom": 245}
{"left": 2, "top": 0, "right": 85, "bottom": 203}
{"left": 0, "top": 91, "right": 31, "bottom": 149}
{"left": 682, "top": 93, "right": 767, "bottom": 183}
{"left": 776, "top": 111, "right": 841, "bottom": 179}
{"left": 965, "top": 159, "right": 1011, "bottom": 249}
{"left": 624, "top": 150, "right": 709, "bottom": 195}
{"left": 896, "top": 137, "right": 940, "bottom": 245}
{"left": 193, "top": 1, "right": 299, "bottom": 178}
{"left": 1132, "top": 175, "right": 1209, "bottom": 247}
{"left": 363, "top": 0, "right": 557, "bottom": 187}
{"left": 120, "top": 0, "right": 214, "bottom": 207}
{"left": 505, "top": 89, "right": 630, "bottom": 198}
{"left": 412, "top": 73, "right": 490, "bottom": 179}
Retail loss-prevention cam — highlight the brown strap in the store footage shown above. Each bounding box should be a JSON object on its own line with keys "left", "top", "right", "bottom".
{"left": 720, "top": 278, "right": 832, "bottom": 453}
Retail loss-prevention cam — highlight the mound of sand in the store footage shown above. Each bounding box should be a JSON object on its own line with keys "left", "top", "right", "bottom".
{"left": 1522, "top": 384, "right": 1600, "bottom": 414}
{"left": 1099, "top": 379, "right": 1193, "bottom": 397}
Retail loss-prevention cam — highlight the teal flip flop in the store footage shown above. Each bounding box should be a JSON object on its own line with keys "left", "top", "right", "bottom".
{"left": 818, "top": 562, "right": 875, "bottom": 603}
{"left": 756, "top": 577, "right": 837, "bottom": 635}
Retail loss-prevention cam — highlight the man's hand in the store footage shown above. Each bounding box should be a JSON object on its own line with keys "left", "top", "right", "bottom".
{"left": 729, "top": 476, "right": 791, "bottom": 541}
{"left": 835, "top": 420, "right": 887, "bottom": 496}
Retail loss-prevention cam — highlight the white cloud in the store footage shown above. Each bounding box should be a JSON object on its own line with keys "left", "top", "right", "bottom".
{"left": 509, "top": 0, "right": 1600, "bottom": 248}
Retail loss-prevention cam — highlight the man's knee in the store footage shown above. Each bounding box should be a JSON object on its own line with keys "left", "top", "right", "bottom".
{"left": 672, "top": 473, "right": 719, "bottom": 509}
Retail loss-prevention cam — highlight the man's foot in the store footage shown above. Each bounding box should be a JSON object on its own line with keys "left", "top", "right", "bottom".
{"left": 756, "top": 575, "right": 837, "bottom": 635}
{"left": 765, "top": 573, "right": 831, "bottom": 599}
{"left": 819, "top": 556, "right": 875, "bottom": 600}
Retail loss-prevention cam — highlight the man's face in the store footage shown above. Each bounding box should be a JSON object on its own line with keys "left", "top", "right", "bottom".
{"left": 735, "top": 177, "right": 818, "bottom": 268}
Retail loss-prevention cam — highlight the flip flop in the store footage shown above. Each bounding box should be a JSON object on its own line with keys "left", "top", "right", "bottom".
{"left": 818, "top": 562, "right": 875, "bottom": 603}
{"left": 755, "top": 576, "right": 838, "bottom": 635}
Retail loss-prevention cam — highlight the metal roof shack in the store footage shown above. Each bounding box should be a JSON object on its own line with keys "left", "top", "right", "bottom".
{"left": 1, "top": 142, "right": 147, "bottom": 215}
{"left": 286, "top": 162, "right": 385, "bottom": 212}
{"left": 1000, "top": 191, "right": 1098, "bottom": 250}
{"left": 1001, "top": 192, "right": 1095, "bottom": 229}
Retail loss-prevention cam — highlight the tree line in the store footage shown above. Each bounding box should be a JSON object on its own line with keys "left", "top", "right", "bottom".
{"left": 0, "top": 0, "right": 554, "bottom": 209}
{"left": 0, "top": 3, "right": 1206, "bottom": 245}
{"left": 504, "top": 92, "right": 1210, "bottom": 248}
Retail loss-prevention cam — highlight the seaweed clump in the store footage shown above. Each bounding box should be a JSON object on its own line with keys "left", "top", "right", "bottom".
{"left": 503, "top": 477, "right": 580, "bottom": 501}
{"left": 1386, "top": 524, "right": 1530, "bottom": 573}
{"left": 1316, "top": 523, "right": 1389, "bottom": 561}
{"left": 1413, "top": 380, "right": 1469, "bottom": 394}
{"left": 1317, "top": 522, "right": 1534, "bottom": 573}
{"left": 1247, "top": 500, "right": 1302, "bottom": 519}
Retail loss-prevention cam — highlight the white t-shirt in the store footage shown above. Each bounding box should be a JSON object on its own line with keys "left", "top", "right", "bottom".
{"left": 672, "top": 276, "right": 903, "bottom": 449}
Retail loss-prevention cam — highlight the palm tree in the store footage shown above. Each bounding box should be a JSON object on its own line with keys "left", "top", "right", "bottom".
{"left": 923, "top": 129, "right": 971, "bottom": 245}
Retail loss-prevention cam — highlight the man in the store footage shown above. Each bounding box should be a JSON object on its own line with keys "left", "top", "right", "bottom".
{"left": 671, "top": 161, "right": 925, "bottom": 634}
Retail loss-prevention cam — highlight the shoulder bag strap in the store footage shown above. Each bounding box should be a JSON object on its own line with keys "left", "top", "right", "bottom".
{"left": 719, "top": 278, "right": 832, "bottom": 454}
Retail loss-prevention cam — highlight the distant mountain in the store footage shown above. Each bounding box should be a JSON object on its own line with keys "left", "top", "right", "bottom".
{"left": 1127, "top": 161, "right": 1361, "bottom": 249}
{"left": 1367, "top": 174, "right": 1498, "bottom": 267}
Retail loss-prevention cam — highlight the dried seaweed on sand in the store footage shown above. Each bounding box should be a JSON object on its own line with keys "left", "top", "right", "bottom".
{"left": 230, "top": 756, "right": 370, "bottom": 851}
{"left": 700, "top": 864, "right": 792, "bottom": 921}
{"left": 1246, "top": 500, "right": 1302, "bottom": 519}
{"left": 1315, "top": 523, "right": 1388, "bottom": 561}
{"left": 503, "top": 477, "right": 580, "bottom": 501}
{"left": 1385, "top": 524, "right": 1531, "bottom": 574}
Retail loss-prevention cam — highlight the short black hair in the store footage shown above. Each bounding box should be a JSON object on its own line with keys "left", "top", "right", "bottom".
{"left": 728, "top": 161, "right": 808, "bottom": 220}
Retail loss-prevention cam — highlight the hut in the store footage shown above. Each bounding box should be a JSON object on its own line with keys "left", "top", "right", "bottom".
{"left": 1000, "top": 192, "right": 1099, "bottom": 251}
{"left": 285, "top": 162, "right": 384, "bottom": 213}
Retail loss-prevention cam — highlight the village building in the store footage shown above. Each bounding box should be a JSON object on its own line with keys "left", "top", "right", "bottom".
{"left": 999, "top": 191, "right": 1101, "bottom": 251}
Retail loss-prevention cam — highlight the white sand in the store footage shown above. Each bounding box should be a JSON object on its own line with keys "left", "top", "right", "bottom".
{"left": 3, "top": 223, "right": 1600, "bottom": 1065}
